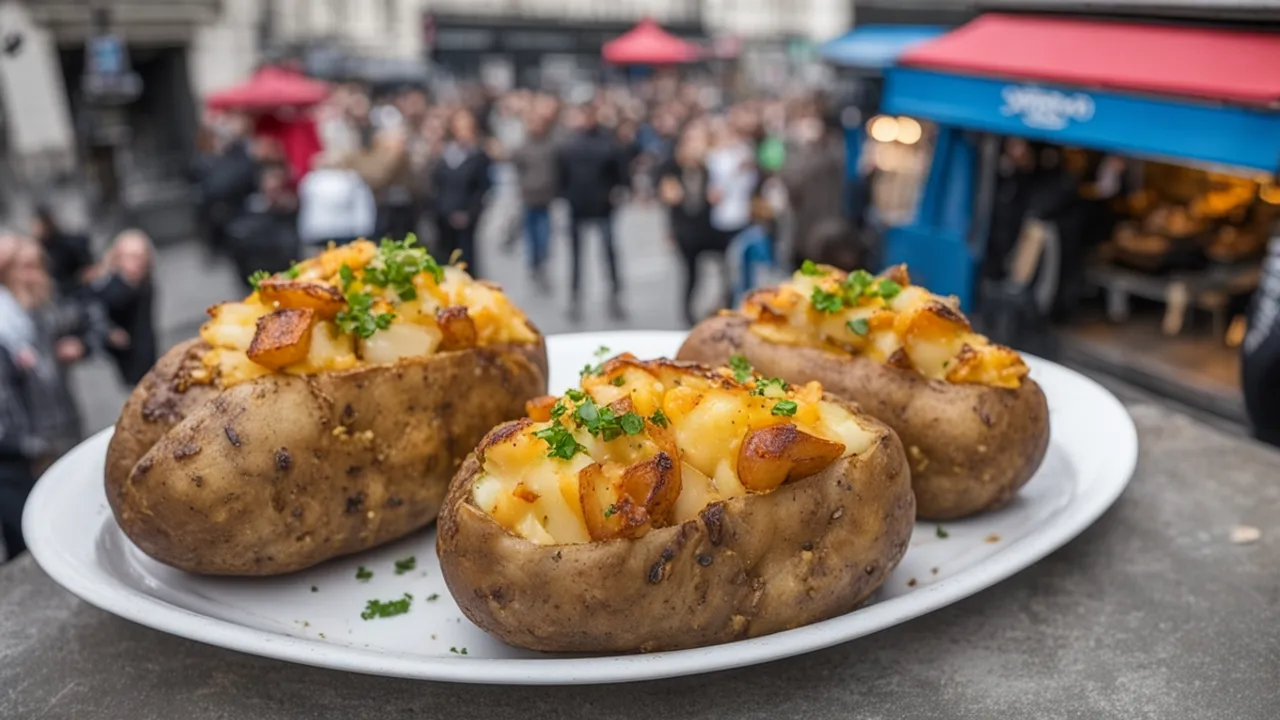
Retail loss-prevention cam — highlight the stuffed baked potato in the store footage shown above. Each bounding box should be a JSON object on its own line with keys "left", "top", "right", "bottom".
{"left": 679, "top": 263, "right": 1049, "bottom": 520}
{"left": 436, "top": 354, "right": 914, "bottom": 653}
{"left": 106, "top": 239, "right": 547, "bottom": 575}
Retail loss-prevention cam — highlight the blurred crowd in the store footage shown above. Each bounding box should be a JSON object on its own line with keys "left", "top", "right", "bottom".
{"left": 190, "top": 77, "right": 859, "bottom": 325}
{"left": 0, "top": 214, "right": 157, "bottom": 558}
{"left": 1, "top": 76, "right": 862, "bottom": 562}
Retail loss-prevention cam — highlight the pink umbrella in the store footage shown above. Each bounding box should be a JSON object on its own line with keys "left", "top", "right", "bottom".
{"left": 603, "top": 20, "right": 701, "bottom": 65}
{"left": 206, "top": 66, "right": 330, "bottom": 111}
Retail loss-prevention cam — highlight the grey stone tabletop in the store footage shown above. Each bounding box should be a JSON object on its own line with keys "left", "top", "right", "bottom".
{"left": 3, "top": 403, "right": 1278, "bottom": 720}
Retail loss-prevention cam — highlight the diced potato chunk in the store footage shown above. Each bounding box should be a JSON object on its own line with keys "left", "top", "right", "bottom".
{"left": 246, "top": 308, "right": 316, "bottom": 370}
{"left": 737, "top": 423, "right": 845, "bottom": 493}
{"left": 257, "top": 279, "right": 346, "bottom": 319}
{"left": 436, "top": 305, "right": 478, "bottom": 351}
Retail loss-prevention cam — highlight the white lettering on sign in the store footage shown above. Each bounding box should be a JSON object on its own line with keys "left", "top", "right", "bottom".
{"left": 1000, "top": 85, "right": 1095, "bottom": 131}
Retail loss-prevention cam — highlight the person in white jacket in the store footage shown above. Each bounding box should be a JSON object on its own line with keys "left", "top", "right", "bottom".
{"left": 297, "top": 159, "right": 377, "bottom": 249}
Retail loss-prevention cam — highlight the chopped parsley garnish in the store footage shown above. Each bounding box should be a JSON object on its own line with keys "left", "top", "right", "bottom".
{"left": 876, "top": 280, "right": 902, "bottom": 300}
{"left": 355, "top": 566, "right": 373, "bottom": 582}
{"left": 847, "top": 318, "right": 870, "bottom": 336}
{"left": 549, "top": 399, "right": 569, "bottom": 422}
{"left": 310, "top": 585, "right": 318, "bottom": 593}
{"left": 604, "top": 504, "right": 617, "bottom": 518}
{"left": 564, "top": 389, "right": 587, "bottom": 402}
{"left": 771, "top": 400, "right": 799, "bottom": 417}
{"left": 361, "top": 235, "right": 442, "bottom": 300}
{"left": 594, "top": 345, "right": 611, "bottom": 357}
{"left": 533, "top": 423, "right": 587, "bottom": 460}
{"left": 841, "top": 269, "right": 875, "bottom": 303}
{"left": 810, "top": 287, "right": 844, "bottom": 313}
{"left": 728, "top": 353, "right": 754, "bottom": 383}
{"left": 338, "top": 263, "right": 355, "bottom": 291}
{"left": 751, "top": 377, "right": 789, "bottom": 397}
{"left": 360, "top": 593, "right": 412, "bottom": 620}
{"left": 574, "top": 399, "right": 646, "bottom": 441}
{"left": 619, "top": 412, "right": 645, "bottom": 435}
{"left": 394, "top": 556, "right": 416, "bottom": 575}
{"left": 580, "top": 362, "right": 604, "bottom": 378}
{"left": 284, "top": 263, "right": 302, "bottom": 279}
{"left": 611, "top": 375, "right": 626, "bottom": 386}
{"left": 426, "top": 593, "right": 440, "bottom": 602}
{"left": 799, "top": 259, "right": 824, "bottom": 276}
{"left": 335, "top": 290, "right": 395, "bottom": 339}
{"left": 936, "top": 525, "right": 950, "bottom": 539}
{"left": 649, "top": 409, "right": 670, "bottom": 428}
{"left": 248, "top": 270, "right": 270, "bottom": 291}
{"left": 449, "top": 646, "right": 468, "bottom": 655}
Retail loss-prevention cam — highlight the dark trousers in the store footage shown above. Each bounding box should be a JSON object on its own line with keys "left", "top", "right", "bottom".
{"left": 677, "top": 236, "right": 732, "bottom": 327}
{"left": 0, "top": 461, "right": 35, "bottom": 560}
{"left": 435, "top": 219, "right": 480, "bottom": 278}
{"left": 570, "top": 214, "right": 620, "bottom": 301}
{"left": 523, "top": 206, "right": 551, "bottom": 272}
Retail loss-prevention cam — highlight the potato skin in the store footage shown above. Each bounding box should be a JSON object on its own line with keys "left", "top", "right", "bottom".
{"left": 678, "top": 315, "right": 1049, "bottom": 520}
{"left": 436, "top": 404, "right": 914, "bottom": 653}
{"left": 106, "top": 340, "right": 547, "bottom": 576}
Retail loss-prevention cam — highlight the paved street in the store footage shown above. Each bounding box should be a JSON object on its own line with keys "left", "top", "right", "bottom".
{"left": 70, "top": 187, "right": 730, "bottom": 434}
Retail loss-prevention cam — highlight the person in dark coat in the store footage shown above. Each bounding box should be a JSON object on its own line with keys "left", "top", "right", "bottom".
{"left": 89, "top": 230, "right": 157, "bottom": 386}
{"left": 1242, "top": 236, "right": 1280, "bottom": 447}
{"left": 0, "top": 344, "right": 43, "bottom": 561}
{"left": 199, "top": 135, "right": 260, "bottom": 257}
{"left": 30, "top": 205, "right": 93, "bottom": 298}
{"left": 431, "top": 109, "right": 492, "bottom": 277}
{"left": 557, "top": 104, "right": 627, "bottom": 321}
{"left": 658, "top": 122, "right": 715, "bottom": 327}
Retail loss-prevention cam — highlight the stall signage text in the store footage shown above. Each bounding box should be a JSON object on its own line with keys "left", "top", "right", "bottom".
{"left": 1000, "top": 85, "right": 1095, "bottom": 131}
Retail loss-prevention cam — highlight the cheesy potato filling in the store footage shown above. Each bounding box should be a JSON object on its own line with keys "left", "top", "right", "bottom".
{"left": 742, "top": 263, "right": 1029, "bottom": 389}
{"left": 197, "top": 239, "right": 538, "bottom": 386}
{"left": 472, "top": 356, "right": 878, "bottom": 545}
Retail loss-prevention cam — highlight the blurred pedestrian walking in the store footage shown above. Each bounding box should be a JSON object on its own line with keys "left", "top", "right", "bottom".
{"left": 431, "top": 109, "right": 492, "bottom": 276}
{"left": 512, "top": 110, "right": 558, "bottom": 292}
{"left": 87, "top": 230, "right": 158, "bottom": 387}
{"left": 659, "top": 122, "right": 715, "bottom": 326}
{"left": 558, "top": 104, "right": 627, "bottom": 321}
{"left": 29, "top": 205, "right": 93, "bottom": 298}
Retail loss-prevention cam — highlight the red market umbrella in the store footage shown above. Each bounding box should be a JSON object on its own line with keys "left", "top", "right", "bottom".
{"left": 206, "top": 66, "right": 330, "bottom": 111}
{"left": 603, "top": 20, "right": 701, "bottom": 65}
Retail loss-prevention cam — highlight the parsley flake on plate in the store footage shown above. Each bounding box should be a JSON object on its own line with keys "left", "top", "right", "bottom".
{"left": 355, "top": 566, "right": 373, "bottom": 582}
{"left": 936, "top": 525, "right": 950, "bottom": 539}
{"left": 427, "top": 593, "right": 440, "bottom": 602}
{"left": 360, "top": 593, "right": 412, "bottom": 621}
{"left": 394, "top": 556, "right": 416, "bottom": 575}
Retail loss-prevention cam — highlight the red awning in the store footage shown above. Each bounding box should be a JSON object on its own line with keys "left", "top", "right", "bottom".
{"left": 206, "top": 66, "right": 331, "bottom": 111}
{"left": 603, "top": 20, "right": 701, "bottom": 65}
{"left": 899, "top": 14, "right": 1280, "bottom": 107}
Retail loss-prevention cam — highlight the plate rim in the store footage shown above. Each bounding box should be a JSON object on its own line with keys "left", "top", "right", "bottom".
{"left": 24, "top": 330, "right": 1137, "bottom": 685}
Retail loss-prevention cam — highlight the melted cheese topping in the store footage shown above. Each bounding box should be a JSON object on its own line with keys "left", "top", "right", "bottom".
{"left": 198, "top": 241, "right": 538, "bottom": 386}
{"left": 472, "top": 357, "right": 879, "bottom": 545}
{"left": 743, "top": 265, "right": 1029, "bottom": 388}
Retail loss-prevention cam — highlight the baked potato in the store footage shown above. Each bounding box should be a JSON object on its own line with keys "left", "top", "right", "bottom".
{"left": 436, "top": 354, "right": 914, "bottom": 653}
{"left": 106, "top": 239, "right": 547, "bottom": 575}
{"left": 679, "top": 263, "right": 1049, "bottom": 520}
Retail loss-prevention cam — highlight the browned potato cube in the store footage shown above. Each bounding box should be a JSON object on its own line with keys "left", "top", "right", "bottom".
{"left": 246, "top": 308, "right": 316, "bottom": 370}
{"left": 437, "top": 305, "right": 478, "bottom": 351}
{"left": 258, "top": 279, "right": 345, "bottom": 319}
{"left": 738, "top": 423, "right": 845, "bottom": 493}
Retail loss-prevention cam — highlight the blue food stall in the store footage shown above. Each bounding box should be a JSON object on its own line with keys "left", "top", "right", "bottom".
{"left": 878, "top": 13, "right": 1280, "bottom": 310}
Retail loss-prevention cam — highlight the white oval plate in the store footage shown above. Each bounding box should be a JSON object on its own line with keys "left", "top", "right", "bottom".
{"left": 25, "top": 331, "right": 1136, "bottom": 685}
